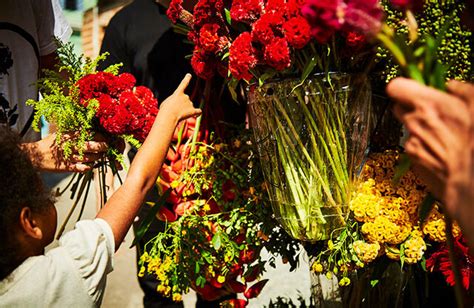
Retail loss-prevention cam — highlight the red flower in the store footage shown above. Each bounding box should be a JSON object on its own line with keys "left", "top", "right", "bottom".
{"left": 244, "top": 279, "right": 268, "bottom": 299}
{"left": 264, "top": 37, "right": 291, "bottom": 70}
{"left": 193, "top": 0, "right": 224, "bottom": 28}
{"left": 112, "top": 73, "right": 136, "bottom": 95}
{"left": 265, "top": 0, "right": 285, "bottom": 13}
{"left": 301, "top": 0, "right": 383, "bottom": 42}
{"left": 390, "top": 0, "right": 424, "bottom": 13}
{"left": 191, "top": 47, "right": 217, "bottom": 80}
{"left": 251, "top": 12, "right": 285, "bottom": 45}
{"left": 345, "top": 31, "right": 365, "bottom": 48}
{"left": 286, "top": 0, "right": 306, "bottom": 17}
{"left": 426, "top": 236, "right": 473, "bottom": 290}
{"left": 187, "top": 31, "right": 199, "bottom": 45}
{"left": 229, "top": 32, "right": 257, "bottom": 81}
{"left": 167, "top": 0, "right": 183, "bottom": 23}
{"left": 344, "top": 0, "right": 383, "bottom": 36}
{"left": 283, "top": 16, "right": 311, "bottom": 49}
{"left": 230, "top": 0, "right": 263, "bottom": 23}
{"left": 76, "top": 71, "right": 117, "bottom": 103}
{"left": 301, "top": 0, "right": 342, "bottom": 43}
{"left": 199, "top": 23, "right": 226, "bottom": 54}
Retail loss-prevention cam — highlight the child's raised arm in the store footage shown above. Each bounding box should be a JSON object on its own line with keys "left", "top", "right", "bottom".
{"left": 96, "top": 74, "right": 201, "bottom": 249}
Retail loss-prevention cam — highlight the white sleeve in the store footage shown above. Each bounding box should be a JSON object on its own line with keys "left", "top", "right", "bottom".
{"left": 31, "top": 0, "right": 57, "bottom": 55}
{"left": 51, "top": 0, "right": 72, "bottom": 42}
{"left": 58, "top": 218, "right": 115, "bottom": 304}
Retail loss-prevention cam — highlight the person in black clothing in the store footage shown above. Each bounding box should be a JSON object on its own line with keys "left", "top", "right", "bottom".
{"left": 98, "top": 1, "right": 244, "bottom": 307}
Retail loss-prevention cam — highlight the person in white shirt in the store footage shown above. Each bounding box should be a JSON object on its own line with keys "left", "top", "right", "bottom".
{"left": 0, "top": 74, "right": 201, "bottom": 307}
{"left": 0, "top": 0, "right": 107, "bottom": 172}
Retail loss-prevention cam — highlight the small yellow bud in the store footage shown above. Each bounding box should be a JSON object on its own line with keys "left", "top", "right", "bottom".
{"left": 312, "top": 262, "right": 323, "bottom": 273}
{"left": 217, "top": 275, "right": 226, "bottom": 283}
{"left": 339, "top": 277, "right": 351, "bottom": 287}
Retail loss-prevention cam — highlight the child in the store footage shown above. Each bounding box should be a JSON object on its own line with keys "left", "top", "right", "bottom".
{"left": 0, "top": 74, "right": 201, "bottom": 307}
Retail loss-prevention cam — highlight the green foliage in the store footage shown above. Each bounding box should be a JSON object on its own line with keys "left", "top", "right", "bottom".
{"left": 378, "top": 0, "right": 472, "bottom": 82}
{"left": 27, "top": 40, "right": 127, "bottom": 158}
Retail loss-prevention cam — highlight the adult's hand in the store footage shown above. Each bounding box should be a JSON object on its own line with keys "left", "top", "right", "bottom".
{"left": 387, "top": 78, "right": 474, "bottom": 246}
{"left": 22, "top": 132, "right": 109, "bottom": 173}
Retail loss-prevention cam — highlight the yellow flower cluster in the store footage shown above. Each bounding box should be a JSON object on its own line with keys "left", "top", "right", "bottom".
{"left": 403, "top": 229, "right": 427, "bottom": 264}
{"left": 352, "top": 240, "right": 380, "bottom": 263}
{"left": 138, "top": 253, "right": 182, "bottom": 301}
{"left": 349, "top": 150, "right": 430, "bottom": 264}
{"left": 423, "top": 205, "right": 461, "bottom": 242}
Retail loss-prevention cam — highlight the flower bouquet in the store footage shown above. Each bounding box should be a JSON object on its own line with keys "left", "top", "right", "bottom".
{"left": 167, "top": 0, "right": 377, "bottom": 244}
{"left": 136, "top": 126, "right": 300, "bottom": 305}
{"left": 308, "top": 149, "right": 472, "bottom": 306}
{"left": 27, "top": 41, "right": 160, "bottom": 236}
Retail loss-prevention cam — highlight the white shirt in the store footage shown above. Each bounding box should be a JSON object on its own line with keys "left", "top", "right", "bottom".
{"left": 0, "top": 0, "right": 71, "bottom": 142}
{"left": 0, "top": 219, "right": 115, "bottom": 308}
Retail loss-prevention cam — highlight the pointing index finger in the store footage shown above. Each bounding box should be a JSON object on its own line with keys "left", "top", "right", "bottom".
{"left": 174, "top": 73, "right": 192, "bottom": 94}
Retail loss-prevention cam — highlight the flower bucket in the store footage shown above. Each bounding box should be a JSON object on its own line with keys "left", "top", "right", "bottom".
{"left": 248, "top": 73, "right": 372, "bottom": 242}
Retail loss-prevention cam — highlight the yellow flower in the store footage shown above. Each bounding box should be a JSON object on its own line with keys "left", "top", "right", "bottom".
{"left": 138, "top": 266, "right": 146, "bottom": 277}
{"left": 352, "top": 240, "right": 380, "bottom": 263}
{"left": 312, "top": 262, "right": 323, "bottom": 273}
{"left": 326, "top": 272, "right": 333, "bottom": 279}
{"left": 404, "top": 231, "right": 426, "bottom": 264}
{"left": 328, "top": 240, "right": 334, "bottom": 250}
{"left": 233, "top": 139, "right": 241, "bottom": 148}
{"left": 339, "top": 277, "right": 351, "bottom": 287}
{"left": 202, "top": 203, "right": 211, "bottom": 212}
{"left": 217, "top": 275, "right": 226, "bottom": 283}
{"left": 172, "top": 293, "right": 182, "bottom": 302}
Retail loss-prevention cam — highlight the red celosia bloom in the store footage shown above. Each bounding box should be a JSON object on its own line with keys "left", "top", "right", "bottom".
{"left": 426, "top": 236, "right": 473, "bottom": 290}
{"left": 191, "top": 47, "right": 217, "bottom": 80}
{"left": 251, "top": 12, "right": 285, "bottom": 45}
{"left": 230, "top": 0, "right": 263, "bottom": 23}
{"left": 286, "top": 0, "right": 306, "bottom": 17}
{"left": 187, "top": 31, "right": 199, "bottom": 45}
{"left": 301, "top": 0, "right": 342, "bottom": 43}
{"left": 264, "top": 37, "right": 291, "bottom": 70}
{"left": 77, "top": 72, "right": 158, "bottom": 142}
{"left": 301, "top": 0, "right": 382, "bottom": 42}
{"left": 266, "top": 0, "right": 285, "bottom": 13}
{"left": 76, "top": 71, "right": 118, "bottom": 103}
{"left": 166, "top": 0, "right": 183, "bottom": 23}
{"left": 199, "top": 23, "right": 222, "bottom": 53}
{"left": 111, "top": 73, "right": 136, "bottom": 96}
{"left": 229, "top": 32, "right": 257, "bottom": 81}
{"left": 283, "top": 16, "right": 311, "bottom": 49}
{"left": 344, "top": 0, "right": 383, "bottom": 36}
{"left": 193, "top": 0, "right": 224, "bottom": 28}
{"left": 390, "top": 0, "right": 424, "bottom": 13}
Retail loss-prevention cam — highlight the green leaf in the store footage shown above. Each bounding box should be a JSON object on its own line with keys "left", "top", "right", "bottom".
{"left": 130, "top": 189, "right": 171, "bottom": 248}
{"left": 400, "top": 244, "right": 406, "bottom": 269}
{"left": 413, "top": 46, "right": 425, "bottom": 58}
{"left": 196, "top": 276, "right": 206, "bottom": 287}
{"left": 370, "top": 280, "right": 379, "bottom": 287}
{"left": 227, "top": 78, "right": 239, "bottom": 102}
{"left": 418, "top": 193, "right": 436, "bottom": 224}
{"left": 291, "top": 56, "right": 317, "bottom": 92}
{"left": 195, "top": 262, "right": 201, "bottom": 274}
{"left": 421, "top": 258, "right": 427, "bottom": 272}
{"left": 407, "top": 63, "right": 425, "bottom": 84}
{"left": 221, "top": 51, "right": 230, "bottom": 60}
{"left": 212, "top": 232, "right": 222, "bottom": 250}
{"left": 224, "top": 8, "right": 232, "bottom": 25}
{"left": 393, "top": 154, "right": 411, "bottom": 185}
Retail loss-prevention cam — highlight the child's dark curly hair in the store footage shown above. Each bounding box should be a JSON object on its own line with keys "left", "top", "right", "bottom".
{"left": 0, "top": 127, "right": 53, "bottom": 279}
